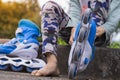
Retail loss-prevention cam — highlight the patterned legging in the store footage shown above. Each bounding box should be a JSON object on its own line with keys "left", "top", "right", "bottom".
{"left": 41, "top": 0, "right": 110, "bottom": 55}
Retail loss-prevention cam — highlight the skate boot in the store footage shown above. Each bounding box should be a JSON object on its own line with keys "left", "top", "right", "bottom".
{"left": 68, "top": 8, "right": 96, "bottom": 79}
{"left": 0, "top": 19, "right": 46, "bottom": 72}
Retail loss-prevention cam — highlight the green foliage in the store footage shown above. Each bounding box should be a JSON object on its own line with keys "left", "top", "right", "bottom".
{"left": 0, "top": 0, "right": 41, "bottom": 38}
{"left": 58, "top": 37, "right": 68, "bottom": 45}
{"left": 109, "top": 42, "right": 120, "bottom": 49}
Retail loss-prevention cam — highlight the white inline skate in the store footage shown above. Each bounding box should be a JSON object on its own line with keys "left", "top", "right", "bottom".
{"left": 68, "top": 8, "right": 96, "bottom": 79}
{"left": 0, "top": 19, "right": 46, "bottom": 72}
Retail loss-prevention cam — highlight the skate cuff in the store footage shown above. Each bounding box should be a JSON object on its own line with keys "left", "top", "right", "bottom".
{"left": 18, "top": 19, "right": 41, "bottom": 37}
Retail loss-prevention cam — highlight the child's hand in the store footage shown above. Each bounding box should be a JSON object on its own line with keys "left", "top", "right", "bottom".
{"left": 69, "top": 27, "right": 76, "bottom": 45}
{"left": 96, "top": 26, "right": 105, "bottom": 37}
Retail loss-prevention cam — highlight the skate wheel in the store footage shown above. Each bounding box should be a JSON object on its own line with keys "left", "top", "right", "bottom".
{"left": 0, "top": 64, "right": 9, "bottom": 70}
{"left": 68, "top": 63, "right": 77, "bottom": 79}
{"left": 73, "top": 46, "right": 82, "bottom": 61}
{"left": 79, "top": 27, "right": 87, "bottom": 42}
{"left": 11, "top": 65, "right": 23, "bottom": 72}
{"left": 26, "top": 67, "right": 40, "bottom": 73}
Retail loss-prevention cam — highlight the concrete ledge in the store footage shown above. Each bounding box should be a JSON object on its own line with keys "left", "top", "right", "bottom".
{"left": 38, "top": 45, "right": 120, "bottom": 79}
{"left": 79, "top": 47, "right": 120, "bottom": 79}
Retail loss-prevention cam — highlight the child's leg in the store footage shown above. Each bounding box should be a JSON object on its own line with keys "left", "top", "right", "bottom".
{"left": 31, "top": 1, "right": 69, "bottom": 76}
{"left": 90, "top": 0, "right": 111, "bottom": 46}
{"left": 91, "top": 0, "right": 110, "bottom": 26}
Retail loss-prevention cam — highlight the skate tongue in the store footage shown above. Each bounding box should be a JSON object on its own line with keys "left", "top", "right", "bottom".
{"left": 15, "top": 28, "right": 24, "bottom": 42}
{"left": 15, "top": 28, "right": 22, "bottom": 35}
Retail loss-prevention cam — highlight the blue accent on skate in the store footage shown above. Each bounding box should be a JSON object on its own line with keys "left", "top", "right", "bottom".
{"left": 0, "top": 58, "right": 8, "bottom": 61}
{"left": 17, "top": 20, "right": 40, "bottom": 44}
{"left": 23, "top": 38, "right": 39, "bottom": 45}
{"left": 74, "top": 19, "right": 96, "bottom": 63}
{"left": 74, "top": 22, "right": 81, "bottom": 41}
{"left": 0, "top": 65, "right": 9, "bottom": 70}
{"left": 88, "top": 20, "right": 96, "bottom": 61}
{"left": 0, "top": 39, "right": 39, "bottom": 54}
{"left": 13, "top": 59, "right": 22, "bottom": 62}
{"left": 11, "top": 65, "right": 23, "bottom": 71}
{"left": 90, "top": 46, "right": 96, "bottom": 61}
{"left": 0, "top": 63, "right": 43, "bottom": 73}
{"left": 0, "top": 44, "right": 16, "bottom": 54}
{"left": 73, "top": 65, "right": 77, "bottom": 78}
{"left": 74, "top": 19, "right": 96, "bottom": 47}
{"left": 0, "top": 38, "right": 17, "bottom": 54}
{"left": 18, "top": 19, "right": 41, "bottom": 45}
{"left": 0, "top": 19, "right": 40, "bottom": 55}
{"left": 84, "top": 58, "right": 89, "bottom": 65}
{"left": 17, "top": 27, "right": 40, "bottom": 41}
{"left": 78, "top": 49, "right": 81, "bottom": 58}
{"left": 88, "top": 20, "right": 96, "bottom": 47}
{"left": 18, "top": 19, "right": 41, "bottom": 37}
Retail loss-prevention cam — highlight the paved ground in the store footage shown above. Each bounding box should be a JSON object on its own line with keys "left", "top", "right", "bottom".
{"left": 0, "top": 70, "right": 119, "bottom": 80}
{"left": 0, "top": 70, "right": 69, "bottom": 80}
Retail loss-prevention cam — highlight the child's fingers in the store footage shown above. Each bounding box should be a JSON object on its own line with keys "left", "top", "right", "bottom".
{"left": 96, "top": 26, "right": 105, "bottom": 37}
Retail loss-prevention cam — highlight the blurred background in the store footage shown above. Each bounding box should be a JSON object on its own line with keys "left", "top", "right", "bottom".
{"left": 0, "top": 0, "right": 120, "bottom": 47}
{"left": 0, "top": 0, "right": 41, "bottom": 38}
{"left": 0, "top": 0, "right": 69, "bottom": 39}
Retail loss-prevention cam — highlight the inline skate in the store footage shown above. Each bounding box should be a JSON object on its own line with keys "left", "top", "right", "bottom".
{"left": 68, "top": 8, "right": 96, "bottom": 79}
{"left": 0, "top": 19, "right": 46, "bottom": 72}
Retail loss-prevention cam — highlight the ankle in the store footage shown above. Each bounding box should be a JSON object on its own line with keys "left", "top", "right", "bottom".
{"left": 45, "top": 52, "right": 58, "bottom": 64}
